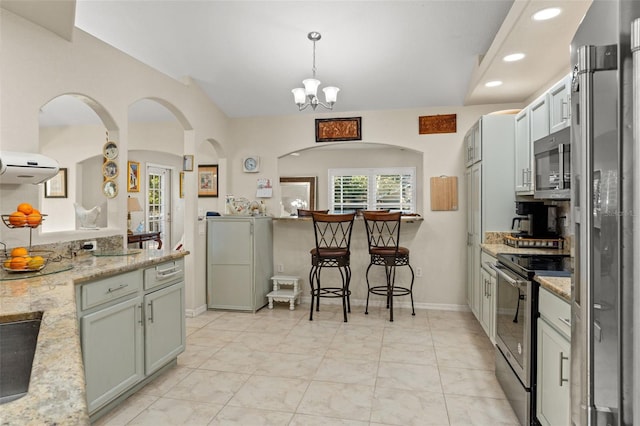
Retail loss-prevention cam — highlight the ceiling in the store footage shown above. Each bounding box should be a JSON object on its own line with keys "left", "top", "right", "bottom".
{"left": 4, "top": 0, "right": 592, "bottom": 123}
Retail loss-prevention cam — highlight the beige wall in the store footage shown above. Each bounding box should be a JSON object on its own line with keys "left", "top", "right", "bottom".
{"left": 1, "top": 7, "right": 524, "bottom": 312}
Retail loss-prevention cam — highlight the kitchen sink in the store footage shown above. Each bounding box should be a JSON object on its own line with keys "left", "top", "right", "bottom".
{"left": 0, "top": 312, "right": 42, "bottom": 404}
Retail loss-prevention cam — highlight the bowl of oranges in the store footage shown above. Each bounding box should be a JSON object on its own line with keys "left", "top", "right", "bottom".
{"left": 2, "top": 247, "right": 49, "bottom": 273}
{"left": 2, "top": 203, "right": 45, "bottom": 229}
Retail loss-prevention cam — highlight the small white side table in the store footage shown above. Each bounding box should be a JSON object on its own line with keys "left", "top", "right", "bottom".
{"left": 267, "top": 275, "right": 301, "bottom": 310}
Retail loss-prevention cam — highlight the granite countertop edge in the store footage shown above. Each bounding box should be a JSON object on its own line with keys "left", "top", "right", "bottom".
{"left": 0, "top": 249, "right": 190, "bottom": 426}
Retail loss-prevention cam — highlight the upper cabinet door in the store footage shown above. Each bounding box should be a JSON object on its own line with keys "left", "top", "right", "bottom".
{"left": 548, "top": 74, "right": 571, "bottom": 134}
{"left": 515, "top": 108, "right": 533, "bottom": 194}
{"left": 530, "top": 94, "right": 550, "bottom": 143}
{"left": 464, "top": 122, "right": 481, "bottom": 167}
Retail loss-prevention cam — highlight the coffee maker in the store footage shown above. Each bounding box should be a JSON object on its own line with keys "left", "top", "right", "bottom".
{"left": 511, "top": 201, "right": 558, "bottom": 238}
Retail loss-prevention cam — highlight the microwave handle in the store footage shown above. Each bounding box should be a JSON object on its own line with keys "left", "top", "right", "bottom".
{"left": 558, "top": 143, "right": 566, "bottom": 189}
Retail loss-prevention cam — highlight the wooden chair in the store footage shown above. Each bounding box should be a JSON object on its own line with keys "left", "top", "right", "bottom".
{"left": 362, "top": 211, "right": 415, "bottom": 321}
{"left": 308, "top": 212, "right": 356, "bottom": 322}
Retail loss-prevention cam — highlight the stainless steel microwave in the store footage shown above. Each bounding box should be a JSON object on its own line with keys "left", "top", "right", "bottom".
{"left": 534, "top": 127, "right": 570, "bottom": 200}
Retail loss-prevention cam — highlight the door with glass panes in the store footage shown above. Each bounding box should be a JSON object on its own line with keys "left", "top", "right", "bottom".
{"left": 146, "top": 165, "right": 172, "bottom": 248}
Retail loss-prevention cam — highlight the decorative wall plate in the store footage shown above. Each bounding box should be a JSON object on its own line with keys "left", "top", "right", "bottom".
{"left": 102, "top": 160, "right": 118, "bottom": 179}
{"left": 103, "top": 141, "right": 119, "bottom": 160}
{"left": 102, "top": 179, "right": 118, "bottom": 198}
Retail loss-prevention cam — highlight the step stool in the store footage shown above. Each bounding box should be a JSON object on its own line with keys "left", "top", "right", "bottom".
{"left": 267, "top": 275, "right": 302, "bottom": 310}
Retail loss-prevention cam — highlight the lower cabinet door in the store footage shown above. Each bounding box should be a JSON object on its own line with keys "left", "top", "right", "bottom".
{"left": 537, "top": 319, "right": 570, "bottom": 426}
{"left": 81, "top": 297, "right": 144, "bottom": 413}
{"left": 145, "top": 281, "right": 185, "bottom": 375}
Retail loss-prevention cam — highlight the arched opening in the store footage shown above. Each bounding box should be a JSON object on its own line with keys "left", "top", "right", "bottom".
{"left": 38, "top": 93, "right": 119, "bottom": 234}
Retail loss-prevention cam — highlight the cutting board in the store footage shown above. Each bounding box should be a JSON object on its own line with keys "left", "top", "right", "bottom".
{"left": 430, "top": 176, "right": 458, "bottom": 211}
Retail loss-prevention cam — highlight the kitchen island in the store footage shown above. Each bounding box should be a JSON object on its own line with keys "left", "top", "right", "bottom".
{"left": 0, "top": 248, "right": 189, "bottom": 425}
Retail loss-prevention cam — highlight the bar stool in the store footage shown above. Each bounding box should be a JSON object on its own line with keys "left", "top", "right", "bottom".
{"left": 308, "top": 212, "right": 356, "bottom": 322}
{"left": 362, "top": 211, "right": 415, "bottom": 321}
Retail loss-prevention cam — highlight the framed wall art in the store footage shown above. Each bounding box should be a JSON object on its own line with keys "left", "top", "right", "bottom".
{"left": 179, "top": 171, "right": 185, "bottom": 198}
{"left": 198, "top": 164, "right": 218, "bottom": 197}
{"left": 315, "top": 117, "right": 362, "bottom": 142}
{"left": 128, "top": 161, "right": 140, "bottom": 192}
{"left": 45, "top": 168, "right": 68, "bottom": 198}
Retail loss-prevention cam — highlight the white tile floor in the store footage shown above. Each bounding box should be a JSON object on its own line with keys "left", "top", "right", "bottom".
{"left": 94, "top": 303, "right": 519, "bottom": 425}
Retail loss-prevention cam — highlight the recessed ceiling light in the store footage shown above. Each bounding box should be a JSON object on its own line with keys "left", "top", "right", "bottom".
{"left": 485, "top": 80, "right": 503, "bottom": 88}
{"left": 503, "top": 53, "right": 525, "bottom": 62}
{"left": 533, "top": 7, "right": 561, "bottom": 21}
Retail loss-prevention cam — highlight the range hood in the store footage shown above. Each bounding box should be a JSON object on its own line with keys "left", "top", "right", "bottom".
{"left": 0, "top": 151, "right": 60, "bottom": 185}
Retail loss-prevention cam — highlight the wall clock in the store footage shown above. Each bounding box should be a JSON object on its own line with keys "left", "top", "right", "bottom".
{"left": 242, "top": 156, "right": 260, "bottom": 173}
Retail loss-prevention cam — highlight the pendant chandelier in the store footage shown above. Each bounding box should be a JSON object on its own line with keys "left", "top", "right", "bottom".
{"left": 291, "top": 31, "right": 339, "bottom": 111}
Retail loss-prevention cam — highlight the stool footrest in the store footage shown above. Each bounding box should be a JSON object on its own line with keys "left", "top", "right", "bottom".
{"left": 368, "top": 285, "right": 412, "bottom": 297}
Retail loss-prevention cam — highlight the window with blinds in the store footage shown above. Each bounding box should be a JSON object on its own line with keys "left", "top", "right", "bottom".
{"left": 329, "top": 167, "right": 416, "bottom": 213}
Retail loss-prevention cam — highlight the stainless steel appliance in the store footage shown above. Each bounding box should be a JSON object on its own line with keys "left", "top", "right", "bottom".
{"left": 570, "top": 1, "right": 640, "bottom": 424}
{"left": 534, "top": 127, "right": 571, "bottom": 200}
{"left": 493, "top": 253, "right": 570, "bottom": 425}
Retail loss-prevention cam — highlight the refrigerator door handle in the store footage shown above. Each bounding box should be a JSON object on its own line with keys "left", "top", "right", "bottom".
{"left": 594, "top": 320, "right": 602, "bottom": 342}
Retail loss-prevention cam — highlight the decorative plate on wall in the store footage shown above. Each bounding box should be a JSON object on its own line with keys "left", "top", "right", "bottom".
{"left": 103, "top": 141, "right": 119, "bottom": 160}
{"left": 102, "top": 160, "right": 118, "bottom": 179}
{"left": 102, "top": 179, "right": 118, "bottom": 198}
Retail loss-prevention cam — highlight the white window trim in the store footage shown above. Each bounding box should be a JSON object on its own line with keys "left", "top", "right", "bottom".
{"left": 328, "top": 167, "right": 416, "bottom": 213}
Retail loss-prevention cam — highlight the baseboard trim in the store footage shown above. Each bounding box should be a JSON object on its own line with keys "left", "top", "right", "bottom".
{"left": 299, "top": 295, "right": 469, "bottom": 312}
{"left": 185, "top": 304, "right": 207, "bottom": 318}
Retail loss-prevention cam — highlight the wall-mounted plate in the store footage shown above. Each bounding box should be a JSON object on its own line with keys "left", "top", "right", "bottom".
{"left": 103, "top": 179, "right": 117, "bottom": 198}
{"left": 103, "top": 160, "right": 118, "bottom": 179}
{"left": 103, "top": 141, "right": 119, "bottom": 160}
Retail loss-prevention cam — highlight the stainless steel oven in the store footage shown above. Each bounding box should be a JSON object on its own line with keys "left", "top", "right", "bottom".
{"left": 493, "top": 253, "right": 570, "bottom": 425}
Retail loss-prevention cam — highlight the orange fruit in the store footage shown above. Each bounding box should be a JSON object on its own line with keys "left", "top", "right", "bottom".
{"left": 17, "top": 203, "right": 33, "bottom": 215}
{"left": 10, "top": 247, "right": 28, "bottom": 257}
{"left": 3, "top": 259, "right": 11, "bottom": 269}
{"left": 10, "top": 257, "right": 28, "bottom": 270}
{"left": 27, "top": 212, "right": 42, "bottom": 227}
{"left": 8, "top": 211, "right": 27, "bottom": 227}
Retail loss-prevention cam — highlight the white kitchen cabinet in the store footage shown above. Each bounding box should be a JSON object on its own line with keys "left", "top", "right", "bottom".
{"left": 207, "top": 216, "right": 273, "bottom": 312}
{"left": 466, "top": 165, "right": 481, "bottom": 317}
{"left": 548, "top": 74, "right": 571, "bottom": 134}
{"left": 530, "top": 94, "right": 550, "bottom": 143}
{"left": 514, "top": 108, "right": 533, "bottom": 194}
{"left": 464, "top": 115, "right": 515, "bottom": 320}
{"left": 77, "top": 260, "right": 186, "bottom": 417}
{"left": 144, "top": 277, "right": 185, "bottom": 375}
{"left": 536, "top": 287, "right": 571, "bottom": 426}
{"left": 479, "top": 251, "right": 496, "bottom": 343}
{"left": 79, "top": 271, "right": 144, "bottom": 413}
{"left": 464, "top": 121, "right": 481, "bottom": 167}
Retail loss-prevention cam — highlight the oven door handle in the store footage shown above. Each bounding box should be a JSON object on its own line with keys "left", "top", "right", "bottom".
{"left": 491, "top": 263, "right": 526, "bottom": 288}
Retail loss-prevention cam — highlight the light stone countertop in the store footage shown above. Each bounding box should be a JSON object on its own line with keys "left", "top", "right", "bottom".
{"left": 0, "top": 249, "right": 189, "bottom": 426}
{"left": 480, "top": 243, "right": 571, "bottom": 257}
{"left": 535, "top": 275, "right": 571, "bottom": 302}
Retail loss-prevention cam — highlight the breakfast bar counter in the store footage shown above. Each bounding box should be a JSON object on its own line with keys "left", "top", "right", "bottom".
{"left": 0, "top": 248, "right": 189, "bottom": 426}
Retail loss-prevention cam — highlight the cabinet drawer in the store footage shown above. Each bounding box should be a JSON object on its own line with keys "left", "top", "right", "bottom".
{"left": 480, "top": 250, "right": 497, "bottom": 276}
{"left": 81, "top": 270, "right": 142, "bottom": 311}
{"left": 539, "top": 287, "right": 571, "bottom": 338}
{"left": 144, "top": 258, "right": 184, "bottom": 290}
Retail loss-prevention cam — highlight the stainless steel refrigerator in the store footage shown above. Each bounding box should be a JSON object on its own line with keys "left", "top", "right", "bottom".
{"left": 570, "top": 1, "right": 639, "bottom": 424}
